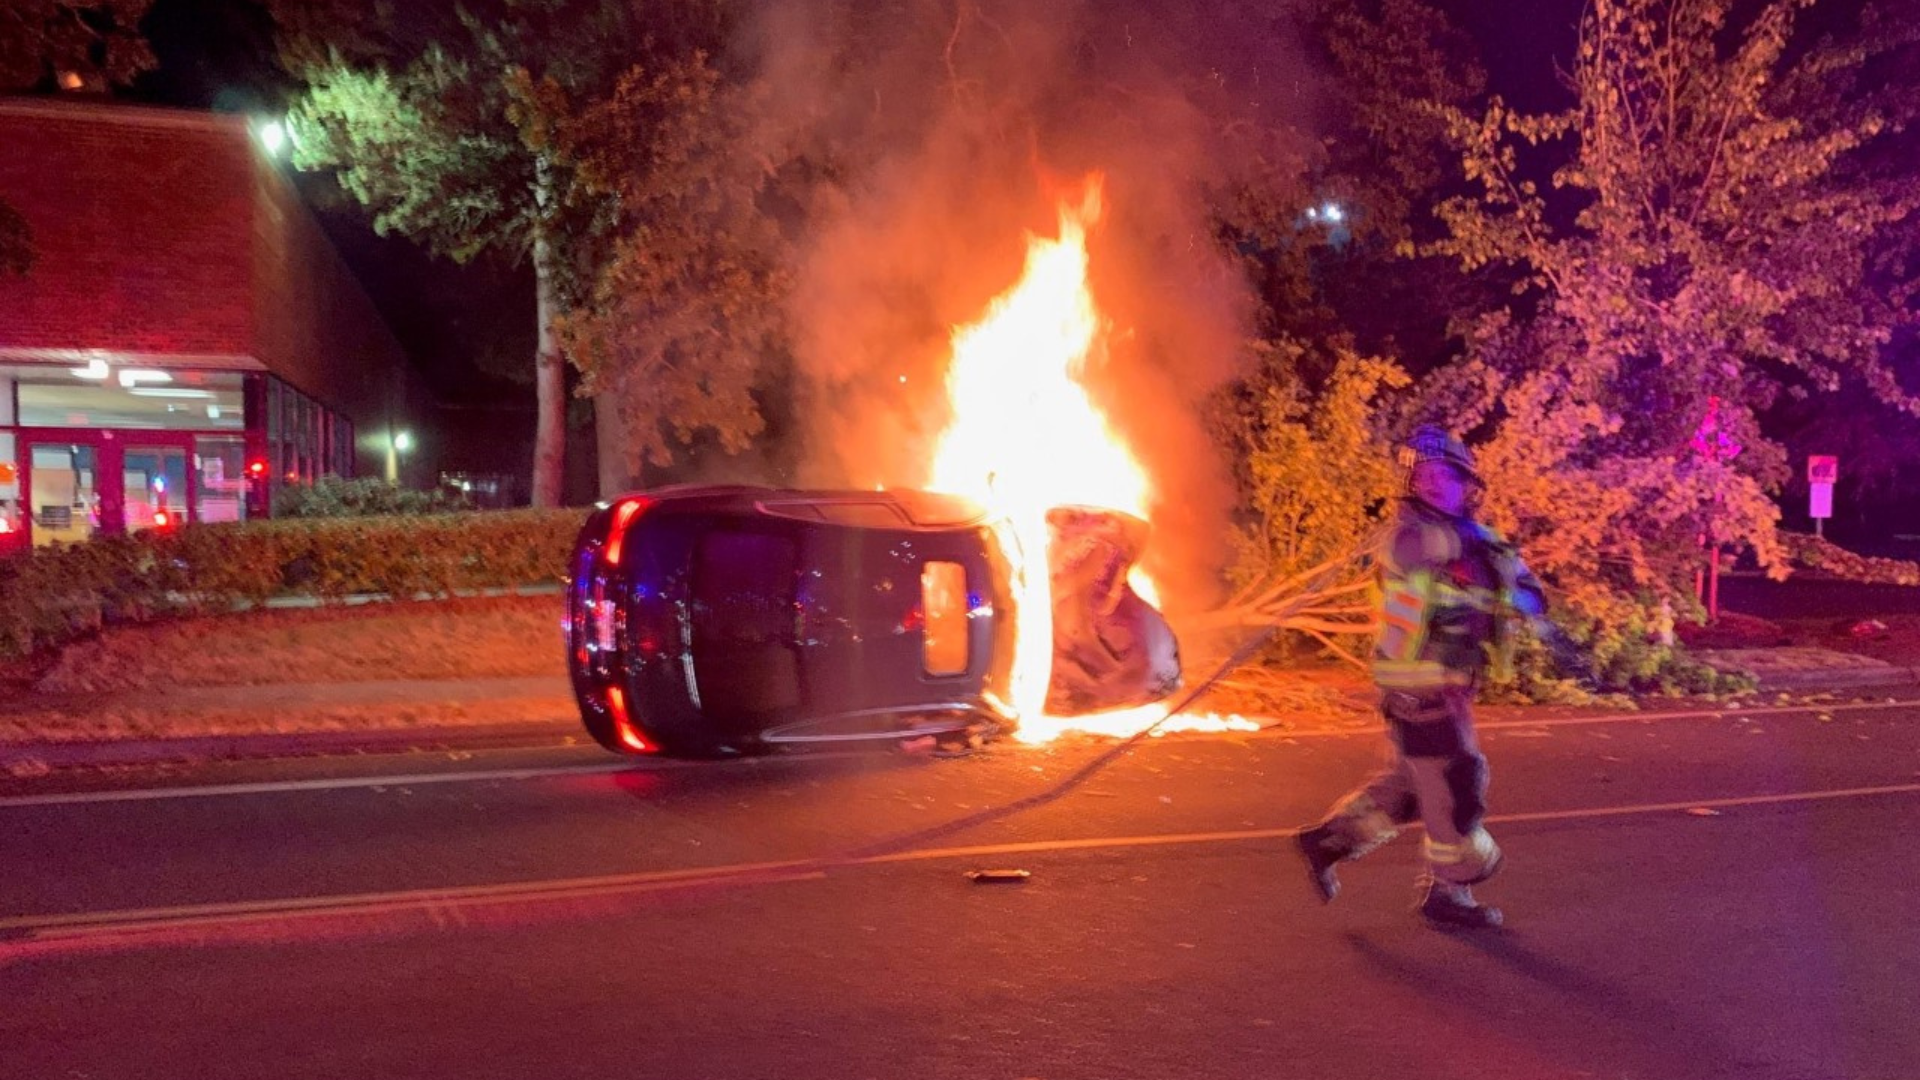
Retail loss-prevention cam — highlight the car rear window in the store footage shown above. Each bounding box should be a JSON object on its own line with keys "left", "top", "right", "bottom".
{"left": 921, "top": 560, "right": 969, "bottom": 676}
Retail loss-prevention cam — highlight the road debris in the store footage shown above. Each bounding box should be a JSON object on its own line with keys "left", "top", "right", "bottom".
{"left": 966, "top": 869, "right": 1032, "bottom": 884}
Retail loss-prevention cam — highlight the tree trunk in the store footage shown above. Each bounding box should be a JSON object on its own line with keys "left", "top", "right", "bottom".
{"left": 530, "top": 231, "right": 565, "bottom": 508}
{"left": 595, "top": 389, "right": 631, "bottom": 497}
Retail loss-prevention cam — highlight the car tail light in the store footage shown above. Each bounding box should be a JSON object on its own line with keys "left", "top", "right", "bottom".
{"left": 602, "top": 497, "right": 651, "bottom": 568}
{"left": 606, "top": 685, "right": 657, "bottom": 753}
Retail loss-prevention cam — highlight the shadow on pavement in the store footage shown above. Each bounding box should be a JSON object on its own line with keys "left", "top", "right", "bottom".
{"left": 1341, "top": 928, "right": 1765, "bottom": 1080}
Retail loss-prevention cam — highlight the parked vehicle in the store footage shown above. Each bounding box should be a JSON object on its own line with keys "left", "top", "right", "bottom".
{"left": 565, "top": 485, "right": 1019, "bottom": 756}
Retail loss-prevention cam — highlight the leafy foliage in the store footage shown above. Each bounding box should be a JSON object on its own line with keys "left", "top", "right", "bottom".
{"left": 1217, "top": 342, "right": 1408, "bottom": 590}
{"left": 1412, "top": 0, "right": 1918, "bottom": 652}
{"left": 283, "top": 0, "right": 648, "bottom": 506}
{"left": 0, "top": 0, "right": 154, "bottom": 90}
{"left": 273, "top": 476, "right": 470, "bottom": 518}
{"left": 0, "top": 0, "right": 156, "bottom": 273}
{"left": 552, "top": 51, "right": 790, "bottom": 474}
{"left": 1783, "top": 532, "right": 1920, "bottom": 585}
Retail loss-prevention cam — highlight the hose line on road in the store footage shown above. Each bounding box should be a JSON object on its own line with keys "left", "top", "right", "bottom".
{"left": 828, "top": 542, "right": 1378, "bottom": 863}
{"left": 840, "top": 618, "right": 1290, "bottom": 865}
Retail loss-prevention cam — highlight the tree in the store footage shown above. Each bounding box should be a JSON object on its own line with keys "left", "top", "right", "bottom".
{"left": 550, "top": 54, "right": 793, "bottom": 483}
{"left": 1201, "top": 0, "right": 1496, "bottom": 669}
{"left": 0, "top": 0, "right": 156, "bottom": 274}
{"left": 1423, "top": 0, "right": 1920, "bottom": 635}
{"left": 283, "top": 0, "right": 640, "bottom": 507}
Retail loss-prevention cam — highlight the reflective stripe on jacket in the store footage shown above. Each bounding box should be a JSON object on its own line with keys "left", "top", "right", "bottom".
{"left": 1371, "top": 500, "right": 1544, "bottom": 694}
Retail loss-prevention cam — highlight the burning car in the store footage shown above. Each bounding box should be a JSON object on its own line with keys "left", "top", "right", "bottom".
{"left": 564, "top": 484, "right": 1181, "bottom": 756}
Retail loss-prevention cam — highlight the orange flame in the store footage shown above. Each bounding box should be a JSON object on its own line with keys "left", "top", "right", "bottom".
{"left": 927, "top": 176, "right": 1258, "bottom": 744}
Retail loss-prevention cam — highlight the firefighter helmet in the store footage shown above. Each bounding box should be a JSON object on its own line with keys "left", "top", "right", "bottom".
{"left": 1400, "top": 425, "right": 1482, "bottom": 488}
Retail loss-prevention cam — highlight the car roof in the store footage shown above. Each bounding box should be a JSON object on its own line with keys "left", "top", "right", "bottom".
{"left": 608, "top": 484, "right": 995, "bottom": 532}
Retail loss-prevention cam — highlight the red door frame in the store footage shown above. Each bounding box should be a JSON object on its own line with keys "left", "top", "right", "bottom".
{"left": 14, "top": 428, "right": 201, "bottom": 545}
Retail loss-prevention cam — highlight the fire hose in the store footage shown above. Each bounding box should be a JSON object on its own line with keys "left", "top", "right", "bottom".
{"left": 601, "top": 543, "right": 1384, "bottom": 894}
{"left": 830, "top": 540, "right": 1383, "bottom": 867}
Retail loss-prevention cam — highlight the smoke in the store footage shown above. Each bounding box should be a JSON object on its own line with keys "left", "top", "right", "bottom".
{"left": 738, "top": 0, "right": 1315, "bottom": 609}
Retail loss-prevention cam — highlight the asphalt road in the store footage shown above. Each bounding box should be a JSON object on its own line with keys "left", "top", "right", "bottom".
{"left": 7, "top": 697, "right": 1920, "bottom": 1080}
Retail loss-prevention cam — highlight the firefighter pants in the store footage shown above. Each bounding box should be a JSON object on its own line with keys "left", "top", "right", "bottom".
{"left": 1319, "top": 686, "right": 1502, "bottom": 885}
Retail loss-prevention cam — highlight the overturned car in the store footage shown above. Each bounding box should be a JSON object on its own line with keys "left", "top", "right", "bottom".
{"left": 564, "top": 485, "right": 1180, "bottom": 756}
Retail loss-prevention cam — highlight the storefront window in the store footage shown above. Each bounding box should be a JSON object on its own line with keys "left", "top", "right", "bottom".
{"left": 196, "top": 436, "right": 249, "bottom": 524}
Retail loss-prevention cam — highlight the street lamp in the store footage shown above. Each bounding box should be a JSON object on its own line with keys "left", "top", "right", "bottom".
{"left": 386, "top": 429, "right": 415, "bottom": 483}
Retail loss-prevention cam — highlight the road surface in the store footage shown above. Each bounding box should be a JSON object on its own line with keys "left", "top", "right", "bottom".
{"left": 7, "top": 695, "right": 1920, "bottom": 1079}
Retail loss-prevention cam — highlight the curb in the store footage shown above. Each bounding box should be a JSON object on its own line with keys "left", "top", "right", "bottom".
{"left": 1, "top": 721, "right": 584, "bottom": 771}
{"left": 1744, "top": 667, "right": 1920, "bottom": 692}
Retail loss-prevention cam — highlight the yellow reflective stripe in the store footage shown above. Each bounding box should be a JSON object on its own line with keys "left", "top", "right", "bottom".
{"left": 1424, "top": 829, "right": 1496, "bottom": 865}
{"left": 1429, "top": 582, "right": 1498, "bottom": 610}
{"left": 1378, "top": 570, "right": 1433, "bottom": 663}
{"left": 1372, "top": 658, "right": 1451, "bottom": 690}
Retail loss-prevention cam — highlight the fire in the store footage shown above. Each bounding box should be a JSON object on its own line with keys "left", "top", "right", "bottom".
{"left": 927, "top": 177, "right": 1258, "bottom": 744}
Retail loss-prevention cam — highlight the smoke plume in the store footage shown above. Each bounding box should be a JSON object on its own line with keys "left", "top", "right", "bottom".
{"left": 739, "top": 0, "right": 1314, "bottom": 610}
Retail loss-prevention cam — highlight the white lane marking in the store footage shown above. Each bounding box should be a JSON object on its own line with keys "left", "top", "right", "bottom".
{"left": 0, "top": 761, "right": 636, "bottom": 808}
{"left": 10, "top": 780, "right": 1920, "bottom": 941}
{"left": 5, "top": 695, "right": 1915, "bottom": 809}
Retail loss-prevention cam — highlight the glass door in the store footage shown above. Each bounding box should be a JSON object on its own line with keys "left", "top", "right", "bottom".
{"left": 121, "top": 439, "right": 193, "bottom": 531}
{"left": 22, "top": 437, "right": 115, "bottom": 548}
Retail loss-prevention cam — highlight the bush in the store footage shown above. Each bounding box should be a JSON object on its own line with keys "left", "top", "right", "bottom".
{"left": 0, "top": 508, "right": 586, "bottom": 660}
{"left": 1781, "top": 533, "right": 1920, "bottom": 586}
{"left": 274, "top": 476, "right": 472, "bottom": 518}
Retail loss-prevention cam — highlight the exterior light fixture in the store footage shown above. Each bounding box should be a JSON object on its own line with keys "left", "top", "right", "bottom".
{"left": 117, "top": 369, "right": 172, "bottom": 387}
{"left": 394, "top": 431, "right": 415, "bottom": 453}
{"left": 256, "top": 119, "right": 288, "bottom": 157}
{"left": 1321, "top": 202, "right": 1345, "bottom": 223}
{"left": 69, "top": 358, "right": 109, "bottom": 380}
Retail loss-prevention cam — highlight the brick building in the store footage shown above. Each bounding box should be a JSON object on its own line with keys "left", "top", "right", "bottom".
{"left": 0, "top": 96, "right": 434, "bottom": 552}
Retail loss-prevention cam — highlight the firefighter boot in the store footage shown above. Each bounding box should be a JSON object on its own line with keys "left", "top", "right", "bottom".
{"left": 1294, "top": 825, "right": 1349, "bottom": 904}
{"left": 1418, "top": 878, "right": 1504, "bottom": 930}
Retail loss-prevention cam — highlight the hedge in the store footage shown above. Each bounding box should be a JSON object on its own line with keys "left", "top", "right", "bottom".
{"left": 1781, "top": 532, "right": 1920, "bottom": 587}
{"left": 0, "top": 508, "right": 588, "bottom": 660}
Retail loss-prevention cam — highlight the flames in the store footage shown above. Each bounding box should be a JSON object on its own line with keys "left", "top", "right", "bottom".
{"left": 927, "top": 177, "right": 1258, "bottom": 744}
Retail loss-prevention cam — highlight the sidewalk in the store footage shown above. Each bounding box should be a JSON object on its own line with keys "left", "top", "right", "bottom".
{"left": 1, "top": 675, "right": 581, "bottom": 774}
{"left": 1691, "top": 647, "right": 1920, "bottom": 692}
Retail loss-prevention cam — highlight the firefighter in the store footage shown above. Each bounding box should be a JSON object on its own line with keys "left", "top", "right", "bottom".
{"left": 1293, "top": 426, "right": 1589, "bottom": 929}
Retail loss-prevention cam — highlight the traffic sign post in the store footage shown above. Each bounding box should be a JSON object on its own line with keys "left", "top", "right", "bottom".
{"left": 1691, "top": 398, "right": 1743, "bottom": 621}
{"left": 1809, "top": 456, "right": 1838, "bottom": 539}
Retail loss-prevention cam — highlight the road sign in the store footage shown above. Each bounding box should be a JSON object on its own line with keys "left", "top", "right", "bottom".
{"left": 1811, "top": 483, "right": 1834, "bottom": 520}
{"left": 1809, "top": 455, "right": 1839, "bottom": 485}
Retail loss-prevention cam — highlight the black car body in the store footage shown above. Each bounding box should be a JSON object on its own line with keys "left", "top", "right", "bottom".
{"left": 566, "top": 485, "right": 1020, "bottom": 755}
